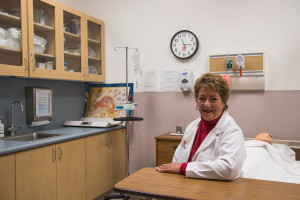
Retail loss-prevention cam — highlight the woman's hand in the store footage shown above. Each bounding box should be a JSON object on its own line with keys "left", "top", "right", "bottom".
{"left": 155, "top": 163, "right": 181, "bottom": 174}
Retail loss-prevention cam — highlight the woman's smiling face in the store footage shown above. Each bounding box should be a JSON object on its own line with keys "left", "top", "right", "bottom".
{"left": 197, "top": 88, "right": 225, "bottom": 121}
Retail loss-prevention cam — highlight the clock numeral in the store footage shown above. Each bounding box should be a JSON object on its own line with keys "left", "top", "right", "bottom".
{"left": 173, "top": 43, "right": 176, "bottom": 47}
{"left": 183, "top": 53, "right": 186, "bottom": 57}
{"left": 174, "top": 48, "right": 177, "bottom": 52}
{"left": 191, "top": 47, "right": 195, "bottom": 51}
{"left": 175, "top": 39, "right": 178, "bottom": 42}
{"left": 182, "top": 33, "right": 186, "bottom": 37}
{"left": 178, "top": 52, "right": 181, "bottom": 55}
{"left": 188, "top": 51, "right": 191, "bottom": 55}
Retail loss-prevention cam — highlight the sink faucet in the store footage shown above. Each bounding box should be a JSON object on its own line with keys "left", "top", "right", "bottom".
{"left": 6, "top": 100, "right": 24, "bottom": 136}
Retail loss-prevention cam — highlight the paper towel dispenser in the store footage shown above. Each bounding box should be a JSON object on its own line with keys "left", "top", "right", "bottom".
{"left": 25, "top": 87, "right": 53, "bottom": 126}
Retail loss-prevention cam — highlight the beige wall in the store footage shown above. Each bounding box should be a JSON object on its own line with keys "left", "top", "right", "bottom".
{"left": 81, "top": 0, "right": 300, "bottom": 91}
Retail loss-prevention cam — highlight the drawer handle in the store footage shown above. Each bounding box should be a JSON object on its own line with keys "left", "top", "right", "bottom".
{"left": 59, "top": 147, "right": 63, "bottom": 160}
{"left": 172, "top": 145, "right": 178, "bottom": 150}
{"left": 52, "top": 148, "right": 56, "bottom": 161}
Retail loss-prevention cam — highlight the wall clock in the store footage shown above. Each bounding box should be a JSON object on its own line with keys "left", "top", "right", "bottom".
{"left": 170, "top": 30, "right": 199, "bottom": 59}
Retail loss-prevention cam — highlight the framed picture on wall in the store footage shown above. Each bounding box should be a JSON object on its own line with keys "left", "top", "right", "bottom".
{"left": 84, "top": 83, "right": 134, "bottom": 118}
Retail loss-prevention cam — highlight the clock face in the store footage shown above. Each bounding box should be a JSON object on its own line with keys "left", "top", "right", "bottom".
{"left": 170, "top": 30, "right": 199, "bottom": 59}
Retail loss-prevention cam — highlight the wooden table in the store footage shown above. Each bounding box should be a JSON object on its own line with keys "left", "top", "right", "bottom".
{"left": 114, "top": 167, "right": 300, "bottom": 200}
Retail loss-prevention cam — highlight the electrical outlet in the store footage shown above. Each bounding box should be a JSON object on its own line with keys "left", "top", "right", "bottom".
{"left": 176, "top": 125, "right": 182, "bottom": 133}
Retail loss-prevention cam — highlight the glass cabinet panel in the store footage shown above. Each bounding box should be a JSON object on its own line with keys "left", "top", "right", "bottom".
{"left": 87, "top": 21, "right": 101, "bottom": 75}
{"left": 63, "top": 11, "right": 81, "bottom": 73}
{"left": 0, "top": 0, "right": 23, "bottom": 66}
{"left": 32, "top": 0, "right": 56, "bottom": 71}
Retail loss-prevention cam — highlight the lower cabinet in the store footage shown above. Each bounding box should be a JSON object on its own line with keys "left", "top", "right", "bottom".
{"left": 16, "top": 144, "right": 57, "bottom": 200}
{"left": 86, "top": 129, "right": 126, "bottom": 200}
{"left": 0, "top": 154, "right": 15, "bottom": 200}
{"left": 16, "top": 138, "right": 86, "bottom": 200}
{"left": 155, "top": 133, "right": 182, "bottom": 167}
{"left": 0, "top": 128, "right": 126, "bottom": 200}
{"left": 56, "top": 139, "right": 86, "bottom": 200}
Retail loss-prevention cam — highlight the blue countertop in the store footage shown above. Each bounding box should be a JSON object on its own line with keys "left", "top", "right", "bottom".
{"left": 0, "top": 126, "right": 125, "bottom": 156}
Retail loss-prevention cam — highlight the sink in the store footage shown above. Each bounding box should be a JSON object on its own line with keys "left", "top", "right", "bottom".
{"left": 2, "top": 132, "right": 65, "bottom": 142}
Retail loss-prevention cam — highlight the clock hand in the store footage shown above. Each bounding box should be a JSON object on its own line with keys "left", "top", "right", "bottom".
{"left": 181, "top": 39, "right": 186, "bottom": 47}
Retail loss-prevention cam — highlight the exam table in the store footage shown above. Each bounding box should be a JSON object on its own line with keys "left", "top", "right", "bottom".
{"left": 240, "top": 139, "right": 300, "bottom": 184}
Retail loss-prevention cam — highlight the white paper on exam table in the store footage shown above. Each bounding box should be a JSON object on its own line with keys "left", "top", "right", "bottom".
{"left": 63, "top": 117, "right": 125, "bottom": 128}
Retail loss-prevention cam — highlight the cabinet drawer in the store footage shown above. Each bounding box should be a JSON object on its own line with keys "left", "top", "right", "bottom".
{"left": 157, "top": 152, "right": 174, "bottom": 167}
{"left": 157, "top": 140, "right": 180, "bottom": 153}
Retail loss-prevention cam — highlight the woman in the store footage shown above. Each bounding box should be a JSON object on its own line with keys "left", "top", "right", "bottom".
{"left": 155, "top": 73, "right": 246, "bottom": 180}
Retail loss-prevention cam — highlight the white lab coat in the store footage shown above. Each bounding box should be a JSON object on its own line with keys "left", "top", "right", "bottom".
{"left": 172, "top": 111, "right": 246, "bottom": 180}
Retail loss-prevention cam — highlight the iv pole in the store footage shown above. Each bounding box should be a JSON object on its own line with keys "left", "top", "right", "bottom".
{"left": 113, "top": 46, "right": 143, "bottom": 177}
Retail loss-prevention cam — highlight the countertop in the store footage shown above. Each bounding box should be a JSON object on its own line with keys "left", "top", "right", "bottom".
{"left": 0, "top": 126, "right": 125, "bottom": 156}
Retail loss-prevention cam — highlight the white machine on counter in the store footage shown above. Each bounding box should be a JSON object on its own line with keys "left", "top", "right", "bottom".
{"left": 63, "top": 117, "right": 124, "bottom": 128}
{"left": 180, "top": 69, "right": 194, "bottom": 92}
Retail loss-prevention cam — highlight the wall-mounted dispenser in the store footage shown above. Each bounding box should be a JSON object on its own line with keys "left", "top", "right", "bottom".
{"left": 25, "top": 87, "right": 53, "bottom": 126}
{"left": 180, "top": 69, "right": 194, "bottom": 92}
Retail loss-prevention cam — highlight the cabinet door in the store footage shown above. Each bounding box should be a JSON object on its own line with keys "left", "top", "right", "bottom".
{"left": 0, "top": 154, "right": 15, "bottom": 200}
{"left": 60, "top": 5, "right": 85, "bottom": 81}
{"left": 86, "top": 132, "right": 110, "bottom": 199}
{"left": 156, "top": 140, "right": 180, "bottom": 166}
{"left": 56, "top": 138, "right": 86, "bottom": 200}
{"left": 27, "top": 0, "right": 61, "bottom": 79}
{"left": 109, "top": 129, "right": 127, "bottom": 186}
{"left": 0, "top": 0, "right": 29, "bottom": 76}
{"left": 83, "top": 14, "right": 105, "bottom": 82}
{"left": 16, "top": 145, "right": 57, "bottom": 200}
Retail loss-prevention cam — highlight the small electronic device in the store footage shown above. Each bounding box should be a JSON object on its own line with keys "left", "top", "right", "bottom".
{"left": 180, "top": 69, "right": 194, "bottom": 92}
{"left": 236, "top": 54, "right": 245, "bottom": 76}
{"left": 226, "top": 59, "right": 233, "bottom": 70}
{"left": 63, "top": 117, "right": 124, "bottom": 127}
{"left": 115, "top": 101, "right": 136, "bottom": 110}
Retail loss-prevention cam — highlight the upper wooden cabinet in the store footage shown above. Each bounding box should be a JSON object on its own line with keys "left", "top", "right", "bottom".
{"left": 84, "top": 15, "right": 105, "bottom": 82}
{"left": 60, "top": 5, "right": 105, "bottom": 82}
{"left": 0, "top": 0, "right": 105, "bottom": 82}
{"left": 27, "top": 0, "right": 60, "bottom": 79}
{"left": 0, "top": 0, "right": 29, "bottom": 77}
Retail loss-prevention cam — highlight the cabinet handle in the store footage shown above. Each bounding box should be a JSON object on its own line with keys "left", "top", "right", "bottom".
{"left": 106, "top": 134, "right": 110, "bottom": 148}
{"left": 52, "top": 148, "right": 56, "bottom": 161}
{"left": 172, "top": 145, "right": 178, "bottom": 150}
{"left": 86, "top": 64, "right": 89, "bottom": 77}
{"left": 83, "top": 66, "right": 87, "bottom": 77}
{"left": 32, "top": 58, "right": 36, "bottom": 71}
{"left": 59, "top": 147, "right": 63, "bottom": 159}
{"left": 24, "top": 58, "right": 28, "bottom": 71}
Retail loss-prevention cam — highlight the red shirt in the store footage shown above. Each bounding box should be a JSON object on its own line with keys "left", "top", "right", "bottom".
{"left": 180, "top": 113, "right": 223, "bottom": 175}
